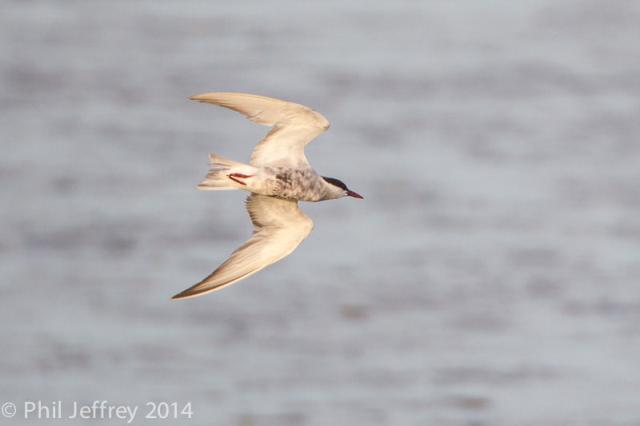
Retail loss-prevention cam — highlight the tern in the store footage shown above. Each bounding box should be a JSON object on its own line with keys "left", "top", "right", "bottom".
{"left": 172, "top": 92, "right": 363, "bottom": 300}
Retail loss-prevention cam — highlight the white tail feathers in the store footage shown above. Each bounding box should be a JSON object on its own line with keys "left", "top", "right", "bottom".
{"left": 197, "top": 153, "right": 256, "bottom": 191}
{"left": 207, "top": 153, "right": 247, "bottom": 170}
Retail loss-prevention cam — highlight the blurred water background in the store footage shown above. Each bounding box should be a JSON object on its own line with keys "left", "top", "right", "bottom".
{"left": 2, "top": 1, "right": 640, "bottom": 425}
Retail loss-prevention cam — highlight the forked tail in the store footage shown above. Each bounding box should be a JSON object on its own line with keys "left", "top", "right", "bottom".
{"left": 197, "top": 153, "right": 257, "bottom": 190}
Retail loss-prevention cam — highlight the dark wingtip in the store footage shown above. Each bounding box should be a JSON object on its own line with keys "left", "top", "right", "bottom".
{"left": 171, "top": 289, "right": 195, "bottom": 300}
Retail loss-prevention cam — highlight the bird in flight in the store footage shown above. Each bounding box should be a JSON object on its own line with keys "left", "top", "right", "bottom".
{"left": 172, "top": 92, "right": 363, "bottom": 300}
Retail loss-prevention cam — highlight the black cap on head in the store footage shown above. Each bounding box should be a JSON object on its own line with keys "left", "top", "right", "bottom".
{"left": 322, "top": 176, "right": 363, "bottom": 199}
{"left": 322, "top": 176, "right": 348, "bottom": 190}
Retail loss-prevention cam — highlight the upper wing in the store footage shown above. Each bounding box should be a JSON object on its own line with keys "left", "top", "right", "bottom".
{"left": 190, "top": 92, "right": 330, "bottom": 168}
{"left": 172, "top": 194, "right": 314, "bottom": 300}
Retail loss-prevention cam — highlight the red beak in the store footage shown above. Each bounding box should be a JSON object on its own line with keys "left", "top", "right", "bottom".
{"left": 347, "top": 190, "right": 364, "bottom": 199}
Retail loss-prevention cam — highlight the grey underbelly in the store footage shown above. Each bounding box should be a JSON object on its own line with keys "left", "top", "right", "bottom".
{"left": 262, "top": 167, "right": 325, "bottom": 201}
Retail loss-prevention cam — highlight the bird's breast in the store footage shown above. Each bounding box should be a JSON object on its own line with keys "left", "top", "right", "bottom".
{"left": 256, "top": 167, "right": 325, "bottom": 201}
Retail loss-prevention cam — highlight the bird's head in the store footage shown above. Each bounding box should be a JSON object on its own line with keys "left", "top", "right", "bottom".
{"left": 322, "top": 176, "right": 364, "bottom": 200}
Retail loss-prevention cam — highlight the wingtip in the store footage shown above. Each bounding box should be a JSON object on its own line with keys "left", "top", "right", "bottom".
{"left": 171, "top": 288, "right": 218, "bottom": 301}
{"left": 171, "top": 292, "right": 185, "bottom": 300}
{"left": 170, "top": 284, "right": 216, "bottom": 301}
{"left": 171, "top": 290, "right": 194, "bottom": 301}
{"left": 189, "top": 92, "right": 226, "bottom": 102}
{"left": 171, "top": 284, "right": 202, "bottom": 300}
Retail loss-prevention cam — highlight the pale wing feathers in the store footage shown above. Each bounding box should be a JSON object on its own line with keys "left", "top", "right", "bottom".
{"left": 189, "top": 92, "right": 327, "bottom": 127}
{"left": 249, "top": 125, "right": 323, "bottom": 168}
{"left": 190, "top": 92, "right": 330, "bottom": 167}
{"left": 172, "top": 195, "right": 314, "bottom": 300}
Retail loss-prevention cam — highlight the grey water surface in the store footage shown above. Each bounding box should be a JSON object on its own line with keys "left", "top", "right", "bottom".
{"left": 2, "top": 1, "right": 640, "bottom": 425}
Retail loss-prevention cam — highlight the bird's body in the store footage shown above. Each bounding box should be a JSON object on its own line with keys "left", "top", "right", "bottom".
{"left": 172, "top": 92, "right": 362, "bottom": 300}
{"left": 200, "top": 159, "right": 343, "bottom": 202}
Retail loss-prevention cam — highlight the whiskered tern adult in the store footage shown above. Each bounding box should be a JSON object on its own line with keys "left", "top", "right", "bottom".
{"left": 172, "top": 92, "right": 363, "bottom": 300}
